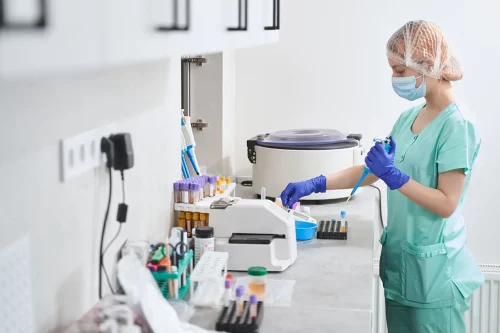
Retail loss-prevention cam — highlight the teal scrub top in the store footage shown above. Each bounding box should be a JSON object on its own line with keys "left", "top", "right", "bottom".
{"left": 379, "top": 102, "right": 485, "bottom": 309}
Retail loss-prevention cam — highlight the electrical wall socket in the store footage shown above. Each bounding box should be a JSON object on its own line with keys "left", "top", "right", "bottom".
{"left": 59, "top": 123, "right": 117, "bottom": 182}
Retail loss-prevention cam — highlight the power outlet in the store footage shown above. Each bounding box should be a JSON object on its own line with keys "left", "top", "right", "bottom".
{"left": 59, "top": 123, "right": 117, "bottom": 182}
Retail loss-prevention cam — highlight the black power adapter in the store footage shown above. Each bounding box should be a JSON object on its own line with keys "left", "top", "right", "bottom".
{"left": 109, "top": 133, "right": 134, "bottom": 171}
{"left": 109, "top": 133, "right": 134, "bottom": 223}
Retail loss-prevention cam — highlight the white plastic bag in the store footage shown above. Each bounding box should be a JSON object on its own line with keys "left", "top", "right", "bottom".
{"left": 117, "top": 255, "right": 218, "bottom": 333}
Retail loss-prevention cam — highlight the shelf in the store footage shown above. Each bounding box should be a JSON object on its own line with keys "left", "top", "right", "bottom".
{"left": 174, "top": 183, "right": 236, "bottom": 212}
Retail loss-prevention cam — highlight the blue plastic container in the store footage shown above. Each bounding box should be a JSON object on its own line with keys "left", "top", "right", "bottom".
{"left": 295, "top": 221, "right": 317, "bottom": 241}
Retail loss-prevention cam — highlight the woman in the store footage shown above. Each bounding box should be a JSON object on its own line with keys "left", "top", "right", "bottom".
{"left": 280, "top": 20, "right": 483, "bottom": 333}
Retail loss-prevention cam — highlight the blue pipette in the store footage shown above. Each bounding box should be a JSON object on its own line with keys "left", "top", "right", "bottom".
{"left": 346, "top": 137, "right": 392, "bottom": 203}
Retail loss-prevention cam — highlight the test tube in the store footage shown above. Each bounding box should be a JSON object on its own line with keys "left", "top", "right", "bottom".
{"left": 249, "top": 294, "right": 258, "bottom": 319}
{"left": 172, "top": 266, "right": 179, "bottom": 299}
{"left": 181, "top": 183, "right": 189, "bottom": 204}
{"left": 192, "top": 212, "right": 200, "bottom": 229}
{"left": 203, "top": 176, "right": 209, "bottom": 197}
{"left": 235, "top": 286, "right": 244, "bottom": 316}
{"left": 186, "top": 212, "right": 193, "bottom": 237}
{"left": 340, "top": 210, "right": 347, "bottom": 232}
{"left": 189, "top": 183, "right": 196, "bottom": 204}
{"left": 200, "top": 213, "right": 207, "bottom": 227}
{"left": 210, "top": 176, "right": 217, "bottom": 196}
{"left": 198, "top": 178, "right": 205, "bottom": 201}
{"left": 178, "top": 211, "right": 186, "bottom": 230}
{"left": 260, "top": 187, "right": 266, "bottom": 200}
{"left": 174, "top": 182, "right": 180, "bottom": 203}
{"left": 223, "top": 279, "right": 232, "bottom": 307}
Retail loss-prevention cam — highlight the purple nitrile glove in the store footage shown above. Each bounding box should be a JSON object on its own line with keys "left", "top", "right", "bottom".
{"left": 280, "top": 175, "right": 327, "bottom": 208}
{"left": 365, "top": 136, "right": 409, "bottom": 190}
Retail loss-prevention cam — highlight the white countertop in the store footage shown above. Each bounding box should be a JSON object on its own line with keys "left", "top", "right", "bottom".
{"left": 189, "top": 184, "right": 383, "bottom": 333}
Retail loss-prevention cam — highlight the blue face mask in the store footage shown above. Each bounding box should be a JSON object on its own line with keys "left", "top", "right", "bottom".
{"left": 391, "top": 75, "right": 426, "bottom": 101}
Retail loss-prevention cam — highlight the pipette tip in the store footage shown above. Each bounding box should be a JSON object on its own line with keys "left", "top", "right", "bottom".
{"left": 346, "top": 195, "right": 352, "bottom": 203}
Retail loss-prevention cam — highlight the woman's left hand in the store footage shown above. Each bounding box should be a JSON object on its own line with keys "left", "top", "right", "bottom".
{"left": 365, "top": 136, "right": 409, "bottom": 190}
{"left": 365, "top": 137, "right": 396, "bottom": 178}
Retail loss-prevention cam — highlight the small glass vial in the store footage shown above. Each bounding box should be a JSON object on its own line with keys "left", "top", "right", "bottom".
{"left": 185, "top": 212, "right": 193, "bottom": 237}
{"left": 247, "top": 266, "right": 267, "bottom": 299}
{"left": 192, "top": 212, "right": 200, "bottom": 229}
{"left": 225, "top": 177, "right": 231, "bottom": 191}
{"left": 181, "top": 183, "right": 189, "bottom": 204}
{"left": 199, "top": 213, "right": 207, "bottom": 227}
{"left": 275, "top": 197, "right": 284, "bottom": 208}
{"left": 178, "top": 211, "right": 186, "bottom": 230}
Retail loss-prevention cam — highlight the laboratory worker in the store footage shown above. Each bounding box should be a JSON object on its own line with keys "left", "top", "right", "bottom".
{"left": 280, "top": 20, "right": 483, "bottom": 333}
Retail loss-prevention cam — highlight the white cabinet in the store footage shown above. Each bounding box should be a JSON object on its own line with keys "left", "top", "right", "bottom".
{"left": 0, "top": 0, "right": 104, "bottom": 78}
{"left": 222, "top": 0, "right": 279, "bottom": 50}
{"left": 0, "top": 0, "right": 280, "bottom": 78}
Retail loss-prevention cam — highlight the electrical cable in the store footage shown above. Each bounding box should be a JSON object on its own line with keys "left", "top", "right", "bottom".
{"left": 369, "top": 184, "right": 385, "bottom": 229}
{"left": 101, "top": 222, "right": 123, "bottom": 295}
{"left": 121, "top": 170, "right": 125, "bottom": 203}
{"left": 99, "top": 166, "right": 113, "bottom": 299}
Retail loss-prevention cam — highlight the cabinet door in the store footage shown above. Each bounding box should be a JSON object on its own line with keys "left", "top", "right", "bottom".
{"left": 105, "top": 0, "right": 171, "bottom": 65}
{"left": 152, "top": 0, "right": 225, "bottom": 57}
{"left": 0, "top": 0, "right": 105, "bottom": 78}
{"left": 262, "top": 0, "right": 279, "bottom": 44}
{"left": 222, "top": 0, "right": 278, "bottom": 50}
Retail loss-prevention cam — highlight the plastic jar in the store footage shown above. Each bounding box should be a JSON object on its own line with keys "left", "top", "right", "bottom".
{"left": 194, "top": 227, "right": 214, "bottom": 265}
{"left": 247, "top": 266, "right": 267, "bottom": 298}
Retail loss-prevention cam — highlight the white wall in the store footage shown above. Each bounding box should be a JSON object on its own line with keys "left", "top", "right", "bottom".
{"left": 232, "top": 0, "right": 499, "bottom": 263}
{"left": 0, "top": 59, "right": 181, "bottom": 332}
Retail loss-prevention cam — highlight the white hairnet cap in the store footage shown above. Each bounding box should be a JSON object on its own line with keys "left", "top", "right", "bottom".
{"left": 387, "top": 20, "right": 463, "bottom": 81}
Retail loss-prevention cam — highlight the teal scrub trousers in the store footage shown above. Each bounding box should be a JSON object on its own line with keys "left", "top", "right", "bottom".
{"left": 385, "top": 296, "right": 470, "bottom": 333}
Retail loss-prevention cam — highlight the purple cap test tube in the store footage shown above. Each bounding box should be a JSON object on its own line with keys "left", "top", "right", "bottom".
{"left": 249, "top": 294, "right": 258, "bottom": 318}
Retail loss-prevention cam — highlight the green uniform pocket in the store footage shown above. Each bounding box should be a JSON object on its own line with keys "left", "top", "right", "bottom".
{"left": 400, "top": 241, "right": 454, "bottom": 304}
{"left": 379, "top": 228, "right": 388, "bottom": 284}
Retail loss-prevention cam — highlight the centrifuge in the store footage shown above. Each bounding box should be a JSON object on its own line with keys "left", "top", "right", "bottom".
{"left": 246, "top": 129, "right": 365, "bottom": 200}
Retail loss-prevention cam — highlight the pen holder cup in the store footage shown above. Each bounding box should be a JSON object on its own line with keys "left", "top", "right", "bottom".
{"left": 151, "top": 250, "right": 193, "bottom": 300}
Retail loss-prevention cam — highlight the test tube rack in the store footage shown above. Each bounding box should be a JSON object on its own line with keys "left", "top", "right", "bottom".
{"left": 215, "top": 300, "right": 264, "bottom": 333}
{"left": 151, "top": 250, "right": 194, "bottom": 300}
{"left": 317, "top": 220, "right": 348, "bottom": 240}
{"left": 175, "top": 182, "right": 237, "bottom": 213}
{"left": 190, "top": 251, "right": 229, "bottom": 308}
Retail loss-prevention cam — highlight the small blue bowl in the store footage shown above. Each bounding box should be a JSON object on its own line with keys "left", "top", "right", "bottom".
{"left": 295, "top": 221, "right": 317, "bottom": 241}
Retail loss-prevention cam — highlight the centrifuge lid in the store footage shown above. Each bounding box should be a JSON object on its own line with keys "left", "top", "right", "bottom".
{"left": 256, "top": 129, "right": 358, "bottom": 149}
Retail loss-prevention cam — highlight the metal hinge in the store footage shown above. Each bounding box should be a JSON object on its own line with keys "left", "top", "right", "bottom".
{"left": 191, "top": 119, "right": 209, "bottom": 131}
{"left": 182, "top": 56, "right": 207, "bottom": 66}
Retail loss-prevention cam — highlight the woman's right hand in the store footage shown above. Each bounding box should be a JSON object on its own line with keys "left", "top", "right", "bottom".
{"left": 280, "top": 175, "right": 327, "bottom": 208}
